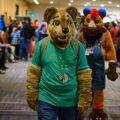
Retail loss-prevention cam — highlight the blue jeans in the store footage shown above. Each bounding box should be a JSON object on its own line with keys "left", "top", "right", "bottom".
{"left": 37, "top": 100, "right": 78, "bottom": 120}
{"left": 19, "top": 38, "right": 30, "bottom": 59}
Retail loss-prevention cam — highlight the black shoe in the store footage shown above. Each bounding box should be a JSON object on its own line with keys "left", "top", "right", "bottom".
{"left": 15, "top": 55, "right": 19, "bottom": 59}
{"left": 0, "top": 69, "right": 6, "bottom": 74}
{"left": 24, "top": 58, "right": 28, "bottom": 61}
{"left": 1, "top": 66, "right": 8, "bottom": 70}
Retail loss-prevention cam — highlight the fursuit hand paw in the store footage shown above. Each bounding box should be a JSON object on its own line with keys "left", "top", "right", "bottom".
{"left": 105, "top": 62, "right": 118, "bottom": 81}
{"left": 89, "top": 109, "right": 108, "bottom": 120}
{"left": 27, "top": 99, "right": 37, "bottom": 111}
{"left": 26, "top": 91, "right": 38, "bottom": 111}
{"left": 78, "top": 99, "right": 92, "bottom": 120}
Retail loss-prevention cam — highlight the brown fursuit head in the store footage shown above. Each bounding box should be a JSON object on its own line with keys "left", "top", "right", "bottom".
{"left": 44, "top": 6, "right": 78, "bottom": 48}
{"left": 80, "top": 8, "right": 107, "bottom": 36}
{"left": 78, "top": 8, "right": 116, "bottom": 60}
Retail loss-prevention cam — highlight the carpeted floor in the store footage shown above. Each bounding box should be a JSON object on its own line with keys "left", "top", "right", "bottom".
{"left": 0, "top": 60, "right": 37, "bottom": 120}
{"left": 0, "top": 60, "right": 120, "bottom": 120}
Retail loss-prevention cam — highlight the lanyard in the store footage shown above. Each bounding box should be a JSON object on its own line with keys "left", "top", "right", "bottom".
{"left": 54, "top": 45, "right": 68, "bottom": 83}
{"left": 54, "top": 46, "right": 66, "bottom": 69}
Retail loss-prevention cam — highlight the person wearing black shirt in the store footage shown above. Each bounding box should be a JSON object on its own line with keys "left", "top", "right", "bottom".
{"left": 19, "top": 18, "right": 35, "bottom": 60}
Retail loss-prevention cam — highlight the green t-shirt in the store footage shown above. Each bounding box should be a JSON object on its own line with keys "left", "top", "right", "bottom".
{"left": 31, "top": 39, "right": 89, "bottom": 107}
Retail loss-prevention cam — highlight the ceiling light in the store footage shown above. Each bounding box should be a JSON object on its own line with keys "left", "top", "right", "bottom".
{"left": 50, "top": 1, "right": 54, "bottom": 4}
{"left": 68, "top": 3, "right": 71, "bottom": 6}
{"left": 70, "top": 0, "right": 74, "bottom": 3}
{"left": 117, "top": 5, "right": 120, "bottom": 7}
{"left": 100, "top": 4, "right": 104, "bottom": 7}
{"left": 84, "top": 4, "right": 87, "bottom": 6}
{"left": 87, "top": 2, "right": 90, "bottom": 5}
{"left": 108, "top": 1, "right": 112, "bottom": 4}
{"left": 33, "top": 0, "right": 39, "bottom": 5}
{"left": 92, "top": 0, "right": 96, "bottom": 1}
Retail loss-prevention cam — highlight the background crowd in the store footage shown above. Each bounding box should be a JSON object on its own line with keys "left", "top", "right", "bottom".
{"left": 104, "top": 20, "right": 120, "bottom": 65}
{"left": 0, "top": 15, "right": 120, "bottom": 74}
{"left": 0, "top": 16, "right": 48, "bottom": 74}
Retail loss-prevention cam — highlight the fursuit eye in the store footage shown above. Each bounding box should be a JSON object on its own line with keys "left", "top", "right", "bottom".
{"left": 53, "top": 20, "right": 60, "bottom": 26}
{"left": 95, "top": 20, "right": 99, "bottom": 24}
{"left": 67, "top": 20, "right": 72, "bottom": 25}
{"left": 86, "top": 19, "right": 90, "bottom": 23}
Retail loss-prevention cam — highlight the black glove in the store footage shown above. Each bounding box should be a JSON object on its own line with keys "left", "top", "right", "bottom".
{"left": 105, "top": 62, "right": 118, "bottom": 81}
{"left": 89, "top": 109, "right": 108, "bottom": 120}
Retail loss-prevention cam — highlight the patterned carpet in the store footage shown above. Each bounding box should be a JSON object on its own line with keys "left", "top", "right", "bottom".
{"left": 0, "top": 60, "right": 120, "bottom": 120}
{"left": 0, "top": 60, "right": 37, "bottom": 120}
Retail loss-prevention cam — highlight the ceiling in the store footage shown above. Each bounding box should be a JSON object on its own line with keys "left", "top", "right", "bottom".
{"left": 25, "top": 0, "right": 120, "bottom": 8}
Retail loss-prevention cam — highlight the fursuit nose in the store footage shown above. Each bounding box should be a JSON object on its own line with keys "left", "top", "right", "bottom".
{"left": 62, "top": 28, "right": 69, "bottom": 34}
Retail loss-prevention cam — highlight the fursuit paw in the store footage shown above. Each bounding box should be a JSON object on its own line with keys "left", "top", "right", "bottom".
{"left": 27, "top": 100, "right": 37, "bottom": 111}
{"left": 78, "top": 100, "right": 91, "bottom": 120}
{"left": 89, "top": 109, "right": 108, "bottom": 120}
{"left": 105, "top": 62, "right": 118, "bottom": 81}
{"left": 26, "top": 91, "right": 38, "bottom": 111}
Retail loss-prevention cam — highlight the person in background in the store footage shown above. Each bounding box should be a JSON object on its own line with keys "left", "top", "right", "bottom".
{"left": 7, "top": 17, "right": 16, "bottom": 44}
{"left": 34, "top": 21, "right": 40, "bottom": 44}
{"left": 19, "top": 18, "right": 35, "bottom": 61}
{"left": 0, "top": 16, "right": 8, "bottom": 72}
{"left": 116, "top": 20, "right": 120, "bottom": 67}
{"left": 38, "top": 23, "right": 48, "bottom": 41}
{"left": 11, "top": 21, "right": 21, "bottom": 60}
{"left": 0, "top": 28, "right": 16, "bottom": 63}
{"left": 0, "top": 34, "right": 6, "bottom": 74}
{"left": 109, "top": 21, "right": 118, "bottom": 50}
{"left": 104, "top": 22, "right": 110, "bottom": 31}
{"left": 73, "top": 21, "right": 80, "bottom": 39}
{"left": 28, "top": 20, "right": 37, "bottom": 57}
{"left": 32, "top": 19, "right": 38, "bottom": 29}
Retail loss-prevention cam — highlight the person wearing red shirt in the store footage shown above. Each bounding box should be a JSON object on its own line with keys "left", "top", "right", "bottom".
{"left": 109, "top": 21, "right": 118, "bottom": 50}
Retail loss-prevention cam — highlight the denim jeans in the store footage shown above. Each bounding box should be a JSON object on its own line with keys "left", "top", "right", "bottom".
{"left": 37, "top": 100, "right": 78, "bottom": 120}
{"left": 19, "top": 38, "right": 30, "bottom": 59}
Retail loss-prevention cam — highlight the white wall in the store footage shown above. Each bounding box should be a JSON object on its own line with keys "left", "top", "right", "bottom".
{"left": 29, "top": 4, "right": 120, "bottom": 22}
{"left": 30, "top": 5, "right": 81, "bottom": 22}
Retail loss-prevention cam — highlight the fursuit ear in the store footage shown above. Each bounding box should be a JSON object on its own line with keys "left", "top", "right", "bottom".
{"left": 98, "top": 8, "right": 106, "bottom": 19}
{"left": 44, "top": 7, "right": 58, "bottom": 23}
{"left": 65, "top": 6, "right": 78, "bottom": 21}
{"left": 83, "top": 7, "right": 91, "bottom": 16}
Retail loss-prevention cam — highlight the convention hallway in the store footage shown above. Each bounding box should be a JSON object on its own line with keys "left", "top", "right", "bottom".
{"left": 0, "top": 60, "right": 120, "bottom": 120}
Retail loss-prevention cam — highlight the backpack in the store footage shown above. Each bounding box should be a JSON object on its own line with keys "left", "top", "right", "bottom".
{"left": 40, "top": 37, "right": 79, "bottom": 59}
